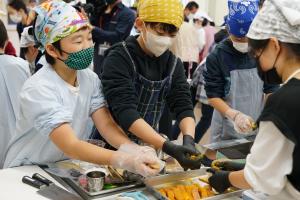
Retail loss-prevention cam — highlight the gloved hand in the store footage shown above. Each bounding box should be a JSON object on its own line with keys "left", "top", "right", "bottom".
{"left": 207, "top": 168, "right": 232, "bottom": 193}
{"left": 183, "top": 135, "right": 197, "bottom": 153}
{"left": 118, "top": 143, "right": 165, "bottom": 171}
{"left": 211, "top": 159, "right": 245, "bottom": 171}
{"left": 110, "top": 150, "right": 160, "bottom": 177}
{"left": 225, "top": 109, "right": 254, "bottom": 133}
{"left": 118, "top": 143, "right": 157, "bottom": 157}
{"left": 162, "top": 141, "right": 201, "bottom": 170}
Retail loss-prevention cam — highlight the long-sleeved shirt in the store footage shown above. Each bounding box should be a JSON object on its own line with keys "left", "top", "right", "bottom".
{"left": 204, "top": 39, "right": 279, "bottom": 99}
{"left": 91, "top": 3, "right": 135, "bottom": 45}
{"left": 244, "top": 121, "right": 298, "bottom": 199}
{"left": 0, "top": 55, "right": 30, "bottom": 168}
{"left": 101, "top": 36, "right": 194, "bottom": 131}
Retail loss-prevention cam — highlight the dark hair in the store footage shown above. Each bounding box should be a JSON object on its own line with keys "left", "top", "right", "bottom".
{"left": 214, "top": 29, "right": 228, "bottom": 44}
{"left": 9, "top": 0, "right": 28, "bottom": 14}
{"left": 202, "top": 18, "right": 208, "bottom": 27}
{"left": 45, "top": 41, "right": 62, "bottom": 65}
{"left": 210, "top": 21, "right": 215, "bottom": 26}
{"left": 248, "top": 38, "right": 300, "bottom": 59}
{"left": 0, "top": 19, "right": 8, "bottom": 49}
{"left": 185, "top": 1, "right": 199, "bottom": 10}
{"left": 145, "top": 22, "right": 178, "bottom": 35}
{"left": 20, "top": 47, "right": 29, "bottom": 55}
{"left": 259, "top": 0, "right": 266, "bottom": 8}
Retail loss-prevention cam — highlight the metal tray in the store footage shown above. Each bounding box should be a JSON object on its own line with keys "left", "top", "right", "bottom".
{"left": 144, "top": 168, "right": 243, "bottom": 200}
{"left": 63, "top": 177, "right": 144, "bottom": 200}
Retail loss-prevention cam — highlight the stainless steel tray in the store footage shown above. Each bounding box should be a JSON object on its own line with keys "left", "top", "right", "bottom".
{"left": 144, "top": 168, "right": 243, "bottom": 200}
{"left": 63, "top": 177, "right": 143, "bottom": 200}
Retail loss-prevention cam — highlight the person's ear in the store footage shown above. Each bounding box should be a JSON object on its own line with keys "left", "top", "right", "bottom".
{"left": 135, "top": 17, "right": 144, "bottom": 32}
{"left": 45, "top": 44, "right": 60, "bottom": 59}
{"left": 269, "top": 37, "right": 280, "bottom": 55}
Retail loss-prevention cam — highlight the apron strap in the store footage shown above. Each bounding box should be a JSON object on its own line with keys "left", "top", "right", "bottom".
{"left": 121, "top": 41, "right": 137, "bottom": 73}
{"left": 169, "top": 56, "right": 178, "bottom": 84}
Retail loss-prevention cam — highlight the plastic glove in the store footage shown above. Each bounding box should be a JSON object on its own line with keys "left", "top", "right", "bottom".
{"left": 162, "top": 141, "right": 201, "bottom": 170}
{"left": 207, "top": 168, "right": 232, "bottom": 193}
{"left": 183, "top": 135, "right": 198, "bottom": 153}
{"left": 211, "top": 159, "right": 245, "bottom": 171}
{"left": 110, "top": 150, "right": 160, "bottom": 177}
{"left": 118, "top": 143, "right": 165, "bottom": 172}
{"left": 225, "top": 109, "right": 254, "bottom": 133}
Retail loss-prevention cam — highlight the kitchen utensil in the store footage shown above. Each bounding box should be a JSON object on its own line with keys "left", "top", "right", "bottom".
{"left": 86, "top": 171, "right": 105, "bottom": 192}
{"left": 22, "top": 173, "right": 82, "bottom": 200}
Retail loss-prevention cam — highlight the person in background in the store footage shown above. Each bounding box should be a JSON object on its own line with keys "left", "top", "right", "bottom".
{"left": 91, "top": 0, "right": 135, "bottom": 77}
{"left": 101, "top": 0, "right": 201, "bottom": 170}
{"left": 8, "top": 0, "right": 29, "bottom": 39}
{"left": 0, "top": 19, "right": 30, "bottom": 168}
{"left": 193, "top": 12, "right": 207, "bottom": 55}
{"left": 4, "top": 41, "right": 17, "bottom": 57}
{"left": 4, "top": 1, "right": 162, "bottom": 178}
{"left": 208, "top": 1, "right": 300, "bottom": 199}
{"left": 183, "top": 1, "right": 199, "bottom": 22}
{"left": 204, "top": 0, "right": 279, "bottom": 146}
{"left": 20, "top": 26, "right": 39, "bottom": 74}
{"left": 170, "top": 9, "right": 203, "bottom": 80}
{"left": 200, "top": 17, "right": 216, "bottom": 62}
{"left": 8, "top": 0, "right": 30, "bottom": 59}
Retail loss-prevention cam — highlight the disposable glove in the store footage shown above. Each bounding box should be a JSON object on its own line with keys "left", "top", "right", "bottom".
{"left": 207, "top": 168, "right": 232, "bottom": 193}
{"left": 110, "top": 150, "right": 160, "bottom": 177}
{"left": 225, "top": 109, "right": 254, "bottom": 133}
{"left": 162, "top": 141, "right": 201, "bottom": 170}
{"left": 183, "top": 135, "right": 198, "bottom": 153}
{"left": 211, "top": 159, "right": 245, "bottom": 171}
{"left": 117, "top": 143, "right": 164, "bottom": 174}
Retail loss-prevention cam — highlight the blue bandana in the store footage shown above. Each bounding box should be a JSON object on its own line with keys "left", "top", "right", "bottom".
{"left": 227, "top": 0, "right": 259, "bottom": 37}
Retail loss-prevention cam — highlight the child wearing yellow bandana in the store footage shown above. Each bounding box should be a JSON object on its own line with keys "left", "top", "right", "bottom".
{"left": 101, "top": 0, "right": 202, "bottom": 170}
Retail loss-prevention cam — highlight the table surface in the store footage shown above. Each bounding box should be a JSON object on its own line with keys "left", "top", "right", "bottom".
{"left": 0, "top": 165, "right": 243, "bottom": 200}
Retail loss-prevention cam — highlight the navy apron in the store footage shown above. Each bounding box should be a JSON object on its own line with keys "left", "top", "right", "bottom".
{"left": 121, "top": 42, "right": 177, "bottom": 144}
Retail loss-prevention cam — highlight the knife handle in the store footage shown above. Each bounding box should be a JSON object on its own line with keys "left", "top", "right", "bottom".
{"left": 22, "top": 176, "right": 45, "bottom": 189}
{"left": 32, "top": 173, "right": 53, "bottom": 186}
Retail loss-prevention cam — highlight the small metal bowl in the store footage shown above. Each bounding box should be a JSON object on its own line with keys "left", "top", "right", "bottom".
{"left": 86, "top": 171, "right": 105, "bottom": 192}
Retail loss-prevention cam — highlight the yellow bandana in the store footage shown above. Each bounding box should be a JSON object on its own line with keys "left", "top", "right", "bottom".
{"left": 138, "top": 0, "right": 183, "bottom": 28}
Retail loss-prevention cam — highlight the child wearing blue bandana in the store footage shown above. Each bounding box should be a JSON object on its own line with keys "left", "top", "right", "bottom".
{"left": 204, "top": 0, "right": 279, "bottom": 145}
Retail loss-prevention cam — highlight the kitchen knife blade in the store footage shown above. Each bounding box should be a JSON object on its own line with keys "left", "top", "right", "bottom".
{"left": 23, "top": 174, "right": 82, "bottom": 200}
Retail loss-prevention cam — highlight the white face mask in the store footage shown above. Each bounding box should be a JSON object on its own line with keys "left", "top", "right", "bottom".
{"left": 187, "top": 13, "right": 195, "bottom": 20}
{"left": 232, "top": 41, "right": 248, "bottom": 53}
{"left": 142, "top": 30, "right": 173, "bottom": 57}
{"left": 10, "top": 14, "right": 22, "bottom": 23}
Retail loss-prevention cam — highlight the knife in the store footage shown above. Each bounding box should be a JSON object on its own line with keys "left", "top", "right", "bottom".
{"left": 22, "top": 173, "right": 82, "bottom": 200}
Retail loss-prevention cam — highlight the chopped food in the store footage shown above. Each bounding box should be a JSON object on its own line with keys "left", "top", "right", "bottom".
{"left": 189, "top": 154, "right": 204, "bottom": 161}
{"left": 158, "top": 183, "right": 214, "bottom": 200}
{"left": 251, "top": 122, "right": 258, "bottom": 130}
{"left": 148, "top": 163, "right": 160, "bottom": 170}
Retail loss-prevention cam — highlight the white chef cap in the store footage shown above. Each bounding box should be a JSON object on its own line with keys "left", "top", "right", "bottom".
{"left": 247, "top": 0, "right": 300, "bottom": 43}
